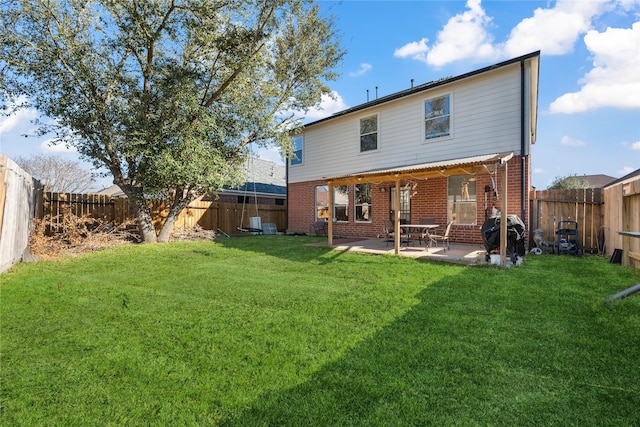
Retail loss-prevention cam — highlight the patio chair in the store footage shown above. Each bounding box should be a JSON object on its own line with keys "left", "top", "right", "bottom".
{"left": 383, "top": 219, "right": 410, "bottom": 247}
{"left": 430, "top": 221, "right": 453, "bottom": 251}
{"left": 418, "top": 217, "right": 436, "bottom": 246}
{"left": 310, "top": 220, "right": 327, "bottom": 236}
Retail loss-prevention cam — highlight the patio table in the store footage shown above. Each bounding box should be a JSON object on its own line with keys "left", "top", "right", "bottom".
{"left": 400, "top": 224, "right": 439, "bottom": 249}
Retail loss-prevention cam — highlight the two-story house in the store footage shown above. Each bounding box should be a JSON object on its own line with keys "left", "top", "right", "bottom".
{"left": 287, "top": 51, "right": 540, "bottom": 249}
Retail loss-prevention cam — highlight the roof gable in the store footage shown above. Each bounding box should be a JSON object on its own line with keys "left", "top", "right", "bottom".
{"left": 302, "top": 51, "right": 540, "bottom": 129}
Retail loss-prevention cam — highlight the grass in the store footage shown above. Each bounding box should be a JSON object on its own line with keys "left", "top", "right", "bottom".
{"left": 1, "top": 235, "right": 639, "bottom": 426}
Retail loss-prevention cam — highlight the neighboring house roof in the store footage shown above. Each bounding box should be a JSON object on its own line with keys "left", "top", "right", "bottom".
{"left": 580, "top": 174, "right": 618, "bottom": 188}
{"left": 224, "top": 158, "right": 286, "bottom": 196}
{"left": 302, "top": 50, "right": 540, "bottom": 129}
{"left": 95, "top": 184, "right": 125, "bottom": 197}
{"left": 95, "top": 158, "right": 286, "bottom": 197}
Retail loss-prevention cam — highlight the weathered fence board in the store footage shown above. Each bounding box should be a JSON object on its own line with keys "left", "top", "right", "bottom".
{"left": 0, "top": 155, "right": 39, "bottom": 273}
{"left": 604, "top": 176, "right": 640, "bottom": 266}
{"left": 37, "top": 191, "right": 285, "bottom": 236}
{"left": 529, "top": 188, "right": 604, "bottom": 253}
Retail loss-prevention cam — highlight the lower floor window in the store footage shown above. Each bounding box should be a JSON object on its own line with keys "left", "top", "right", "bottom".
{"left": 315, "top": 185, "right": 329, "bottom": 220}
{"left": 355, "top": 183, "right": 372, "bottom": 222}
{"left": 334, "top": 185, "right": 349, "bottom": 222}
{"left": 448, "top": 174, "right": 477, "bottom": 225}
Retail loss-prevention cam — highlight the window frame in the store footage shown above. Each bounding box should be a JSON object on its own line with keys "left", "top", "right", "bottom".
{"left": 359, "top": 113, "right": 379, "bottom": 153}
{"left": 290, "top": 135, "right": 303, "bottom": 166}
{"left": 424, "top": 93, "right": 452, "bottom": 141}
{"left": 447, "top": 174, "right": 477, "bottom": 226}
{"left": 333, "top": 185, "right": 349, "bottom": 222}
{"left": 315, "top": 185, "right": 329, "bottom": 221}
{"left": 354, "top": 183, "right": 372, "bottom": 223}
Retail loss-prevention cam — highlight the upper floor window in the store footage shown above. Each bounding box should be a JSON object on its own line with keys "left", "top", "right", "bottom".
{"left": 360, "top": 115, "right": 378, "bottom": 152}
{"left": 354, "top": 184, "right": 372, "bottom": 222}
{"left": 290, "top": 135, "right": 303, "bottom": 165}
{"left": 425, "top": 94, "right": 450, "bottom": 140}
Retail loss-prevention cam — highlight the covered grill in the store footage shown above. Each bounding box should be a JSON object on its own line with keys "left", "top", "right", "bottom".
{"left": 481, "top": 214, "right": 526, "bottom": 264}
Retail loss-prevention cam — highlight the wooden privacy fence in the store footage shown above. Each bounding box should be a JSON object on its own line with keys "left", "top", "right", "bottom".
{"left": 37, "top": 191, "right": 286, "bottom": 236}
{"left": 37, "top": 192, "right": 132, "bottom": 229}
{"left": 172, "top": 199, "right": 285, "bottom": 234}
{"left": 0, "top": 155, "right": 39, "bottom": 273}
{"left": 529, "top": 188, "right": 604, "bottom": 253}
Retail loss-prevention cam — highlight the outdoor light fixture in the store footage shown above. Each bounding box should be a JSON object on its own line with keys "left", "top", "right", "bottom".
{"left": 380, "top": 187, "right": 386, "bottom": 192}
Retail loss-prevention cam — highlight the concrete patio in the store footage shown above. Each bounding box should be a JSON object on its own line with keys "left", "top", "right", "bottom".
{"left": 309, "top": 237, "right": 489, "bottom": 265}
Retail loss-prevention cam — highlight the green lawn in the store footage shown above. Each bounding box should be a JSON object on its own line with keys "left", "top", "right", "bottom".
{"left": 1, "top": 236, "right": 639, "bottom": 426}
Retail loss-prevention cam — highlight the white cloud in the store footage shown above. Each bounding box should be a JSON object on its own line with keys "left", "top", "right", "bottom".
{"left": 550, "top": 22, "right": 640, "bottom": 113}
{"left": 534, "top": 167, "right": 545, "bottom": 174}
{"left": 631, "top": 141, "right": 640, "bottom": 150}
{"left": 393, "top": 38, "right": 430, "bottom": 63}
{"left": 0, "top": 108, "right": 37, "bottom": 135}
{"left": 396, "top": 0, "right": 499, "bottom": 67}
{"left": 303, "top": 91, "right": 349, "bottom": 121}
{"left": 427, "top": 0, "right": 498, "bottom": 67}
{"left": 503, "top": 0, "right": 609, "bottom": 57}
{"left": 40, "top": 138, "right": 77, "bottom": 153}
{"left": 349, "top": 63, "right": 372, "bottom": 77}
{"left": 393, "top": 0, "right": 635, "bottom": 77}
{"left": 619, "top": 166, "right": 635, "bottom": 175}
{"left": 394, "top": 0, "right": 639, "bottom": 114}
{"left": 561, "top": 136, "right": 587, "bottom": 147}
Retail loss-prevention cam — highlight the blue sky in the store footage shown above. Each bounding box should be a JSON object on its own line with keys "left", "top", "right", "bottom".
{"left": 1, "top": 0, "right": 639, "bottom": 189}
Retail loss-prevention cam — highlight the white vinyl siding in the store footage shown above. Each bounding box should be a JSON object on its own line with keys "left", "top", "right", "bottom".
{"left": 289, "top": 64, "right": 523, "bottom": 184}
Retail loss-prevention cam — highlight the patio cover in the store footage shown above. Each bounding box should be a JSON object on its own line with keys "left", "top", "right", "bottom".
{"left": 323, "top": 152, "right": 513, "bottom": 185}
{"left": 323, "top": 152, "right": 514, "bottom": 262}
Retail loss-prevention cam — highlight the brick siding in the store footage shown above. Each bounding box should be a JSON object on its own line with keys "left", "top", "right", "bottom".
{"left": 288, "top": 156, "right": 529, "bottom": 245}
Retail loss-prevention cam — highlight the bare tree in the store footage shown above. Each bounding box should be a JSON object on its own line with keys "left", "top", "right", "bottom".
{"left": 16, "top": 154, "right": 94, "bottom": 193}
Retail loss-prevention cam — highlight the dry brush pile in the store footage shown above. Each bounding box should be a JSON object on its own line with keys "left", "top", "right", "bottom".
{"left": 28, "top": 213, "right": 141, "bottom": 260}
{"left": 28, "top": 213, "right": 218, "bottom": 260}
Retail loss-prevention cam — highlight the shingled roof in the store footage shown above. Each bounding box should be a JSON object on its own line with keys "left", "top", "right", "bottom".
{"left": 225, "top": 158, "right": 286, "bottom": 196}
{"left": 578, "top": 174, "right": 617, "bottom": 188}
{"left": 97, "top": 158, "right": 286, "bottom": 197}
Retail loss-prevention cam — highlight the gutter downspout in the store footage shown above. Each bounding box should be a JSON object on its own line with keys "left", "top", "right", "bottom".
{"left": 520, "top": 59, "right": 526, "bottom": 221}
{"left": 285, "top": 160, "right": 289, "bottom": 233}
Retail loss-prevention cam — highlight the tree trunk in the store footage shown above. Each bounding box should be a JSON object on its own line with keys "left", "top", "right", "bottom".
{"left": 157, "top": 191, "right": 195, "bottom": 243}
{"left": 157, "top": 204, "right": 181, "bottom": 243}
{"left": 131, "top": 196, "right": 158, "bottom": 243}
